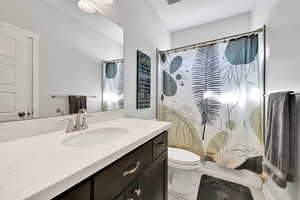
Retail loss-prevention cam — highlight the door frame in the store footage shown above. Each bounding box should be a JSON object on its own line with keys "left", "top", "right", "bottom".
{"left": 0, "top": 20, "right": 40, "bottom": 119}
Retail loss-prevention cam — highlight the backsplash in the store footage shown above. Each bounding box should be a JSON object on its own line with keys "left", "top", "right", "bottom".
{"left": 0, "top": 110, "right": 125, "bottom": 143}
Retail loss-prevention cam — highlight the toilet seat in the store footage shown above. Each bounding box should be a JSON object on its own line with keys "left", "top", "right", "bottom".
{"left": 168, "top": 147, "right": 200, "bottom": 166}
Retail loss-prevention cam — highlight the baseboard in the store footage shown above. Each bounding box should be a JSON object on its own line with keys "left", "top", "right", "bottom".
{"left": 262, "top": 184, "right": 274, "bottom": 200}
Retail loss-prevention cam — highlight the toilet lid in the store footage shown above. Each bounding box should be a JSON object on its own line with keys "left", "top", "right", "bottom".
{"left": 168, "top": 147, "right": 200, "bottom": 165}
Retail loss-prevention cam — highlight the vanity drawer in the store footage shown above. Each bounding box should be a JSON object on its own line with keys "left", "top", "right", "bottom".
{"left": 153, "top": 131, "right": 168, "bottom": 159}
{"left": 93, "top": 141, "right": 153, "bottom": 200}
{"left": 115, "top": 151, "right": 168, "bottom": 200}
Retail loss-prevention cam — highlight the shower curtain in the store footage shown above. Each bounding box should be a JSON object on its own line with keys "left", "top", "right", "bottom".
{"left": 102, "top": 61, "right": 124, "bottom": 111}
{"left": 159, "top": 33, "right": 265, "bottom": 173}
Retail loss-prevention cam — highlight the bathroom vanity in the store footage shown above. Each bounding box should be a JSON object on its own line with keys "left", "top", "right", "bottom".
{"left": 54, "top": 131, "right": 168, "bottom": 200}
{"left": 0, "top": 118, "right": 171, "bottom": 200}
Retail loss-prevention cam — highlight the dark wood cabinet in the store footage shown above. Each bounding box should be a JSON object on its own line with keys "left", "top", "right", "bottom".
{"left": 138, "top": 151, "right": 168, "bottom": 200}
{"left": 153, "top": 133, "right": 167, "bottom": 160}
{"left": 53, "top": 131, "right": 168, "bottom": 200}
{"left": 115, "top": 151, "right": 167, "bottom": 200}
{"left": 53, "top": 180, "right": 91, "bottom": 200}
{"left": 93, "top": 141, "right": 153, "bottom": 200}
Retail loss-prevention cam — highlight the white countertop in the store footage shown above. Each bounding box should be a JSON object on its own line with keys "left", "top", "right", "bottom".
{"left": 0, "top": 118, "right": 171, "bottom": 200}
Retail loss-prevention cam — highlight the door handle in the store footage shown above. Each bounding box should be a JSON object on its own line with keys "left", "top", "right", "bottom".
{"left": 18, "top": 112, "right": 26, "bottom": 118}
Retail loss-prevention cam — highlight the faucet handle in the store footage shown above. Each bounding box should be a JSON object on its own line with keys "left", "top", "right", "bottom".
{"left": 78, "top": 108, "right": 88, "bottom": 116}
{"left": 60, "top": 118, "right": 74, "bottom": 133}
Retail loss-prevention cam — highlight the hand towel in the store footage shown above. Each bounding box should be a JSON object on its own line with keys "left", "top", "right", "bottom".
{"left": 68, "top": 96, "right": 87, "bottom": 114}
{"left": 263, "top": 91, "right": 296, "bottom": 188}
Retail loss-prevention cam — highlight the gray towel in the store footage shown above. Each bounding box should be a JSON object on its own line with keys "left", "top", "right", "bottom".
{"left": 263, "top": 91, "right": 296, "bottom": 188}
{"left": 68, "top": 96, "right": 87, "bottom": 114}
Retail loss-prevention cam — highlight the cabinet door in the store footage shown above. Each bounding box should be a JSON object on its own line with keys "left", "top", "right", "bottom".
{"left": 52, "top": 180, "right": 91, "bottom": 200}
{"left": 137, "top": 151, "right": 168, "bottom": 200}
{"left": 115, "top": 188, "right": 129, "bottom": 200}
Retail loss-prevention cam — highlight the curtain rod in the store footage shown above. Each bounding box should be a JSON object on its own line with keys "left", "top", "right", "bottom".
{"left": 51, "top": 95, "right": 97, "bottom": 98}
{"left": 103, "top": 58, "right": 124, "bottom": 64}
{"left": 264, "top": 92, "right": 300, "bottom": 96}
{"left": 160, "top": 28, "right": 264, "bottom": 54}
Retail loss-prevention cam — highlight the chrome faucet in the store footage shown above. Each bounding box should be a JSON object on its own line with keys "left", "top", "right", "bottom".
{"left": 75, "top": 108, "right": 89, "bottom": 130}
{"left": 60, "top": 118, "right": 74, "bottom": 133}
{"left": 61, "top": 108, "right": 89, "bottom": 133}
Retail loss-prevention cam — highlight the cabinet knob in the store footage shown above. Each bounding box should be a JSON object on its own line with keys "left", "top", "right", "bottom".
{"left": 134, "top": 188, "right": 141, "bottom": 197}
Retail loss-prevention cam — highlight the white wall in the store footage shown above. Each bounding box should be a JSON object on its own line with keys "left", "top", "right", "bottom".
{"left": 171, "top": 13, "right": 251, "bottom": 48}
{"left": 251, "top": 0, "right": 280, "bottom": 30}
{"left": 0, "top": 0, "right": 123, "bottom": 118}
{"left": 92, "top": 0, "right": 171, "bottom": 119}
{"left": 251, "top": 0, "right": 300, "bottom": 200}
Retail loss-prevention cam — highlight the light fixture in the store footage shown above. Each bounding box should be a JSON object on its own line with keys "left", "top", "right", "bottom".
{"left": 78, "top": 0, "right": 97, "bottom": 13}
{"left": 78, "top": 0, "right": 114, "bottom": 13}
{"left": 98, "top": 0, "right": 114, "bottom": 4}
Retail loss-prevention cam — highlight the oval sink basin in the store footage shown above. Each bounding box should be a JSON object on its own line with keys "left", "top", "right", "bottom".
{"left": 62, "top": 127, "right": 129, "bottom": 147}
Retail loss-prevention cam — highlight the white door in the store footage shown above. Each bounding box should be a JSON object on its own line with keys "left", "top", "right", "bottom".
{"left": 0, "top": 22, "right": 30, "bottom": 122}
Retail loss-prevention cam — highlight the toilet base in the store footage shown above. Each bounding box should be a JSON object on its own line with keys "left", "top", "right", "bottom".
{"left": 168, "top": 167, "right": 202, "bottom": 195}
{"left": 168, "top": 189, "right": 192, "bottom": 199}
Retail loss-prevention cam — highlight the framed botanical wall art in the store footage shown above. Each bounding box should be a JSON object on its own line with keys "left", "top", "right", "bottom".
{"left": 136, "top": 50, "right": 151, "bottom": 109}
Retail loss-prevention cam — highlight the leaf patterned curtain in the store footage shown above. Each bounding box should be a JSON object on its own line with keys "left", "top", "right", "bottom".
{"left": 159, "top": 34, "right": 264, "bottom": 173}
{"left": 102, "top": 61, "right": 124, "bottom": 111}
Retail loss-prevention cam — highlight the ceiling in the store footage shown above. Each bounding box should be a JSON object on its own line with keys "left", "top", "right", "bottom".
{"left": 42, "top": 0, "right": 124, "bottom": 44}
{"left": 148, "top": 0, "right": 255, "bottom": 32}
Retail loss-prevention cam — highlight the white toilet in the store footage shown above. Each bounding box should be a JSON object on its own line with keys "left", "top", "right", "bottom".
{"left": 168, "top": 147, "right": 263, "bottom": 199}
{"left": 168, "top": 147, "right": 202, "bottom": 196}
